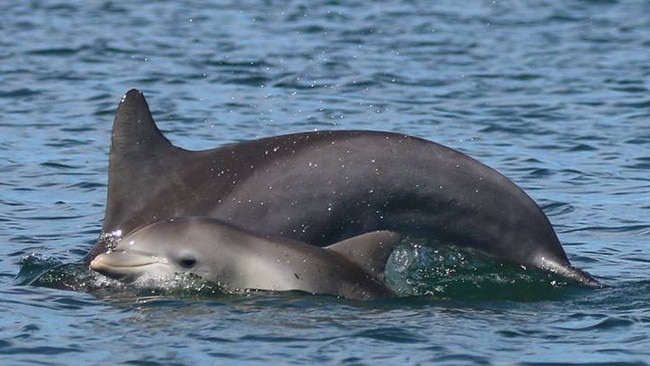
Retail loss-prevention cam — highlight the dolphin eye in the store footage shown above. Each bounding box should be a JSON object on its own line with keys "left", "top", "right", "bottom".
{"left": 178, "top": 255, "right": 197, "bottom": 268}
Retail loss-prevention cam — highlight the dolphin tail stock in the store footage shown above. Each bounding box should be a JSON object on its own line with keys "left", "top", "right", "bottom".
{"left": 540, "top": 259, "right": 604, "bottom": 288}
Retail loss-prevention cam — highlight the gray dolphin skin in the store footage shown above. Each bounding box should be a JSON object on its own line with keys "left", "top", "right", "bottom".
{"left": 90, "top": 217, "right": 401, "bottom": 300}
{"left": 87, "top": 89, "right": 601, "bottom": 287}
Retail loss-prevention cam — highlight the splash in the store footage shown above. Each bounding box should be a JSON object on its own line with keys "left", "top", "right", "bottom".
{"left": 16, "top": 253, "right": 226, "bottom": 299}
{"left": 385, "top": 239, "right": 572, "bottom": 301}
{"left": 19, "top": 240, "right": 579, "bottom": 302}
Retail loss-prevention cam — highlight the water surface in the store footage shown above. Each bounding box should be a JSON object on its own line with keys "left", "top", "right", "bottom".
{"left": 1, "top": 0, "right": 649, "bottom": 364}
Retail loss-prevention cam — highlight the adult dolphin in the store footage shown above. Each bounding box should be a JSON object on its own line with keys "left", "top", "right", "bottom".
{"left": 90, "top": 217, "right": 401, "bottom": 300}
{"left": 87, "top": 89, "right": 601, "bottom": 287}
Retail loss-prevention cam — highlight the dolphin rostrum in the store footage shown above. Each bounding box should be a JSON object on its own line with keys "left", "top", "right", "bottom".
{"left": 87, "top": 89, "right": 601, "bottom": 287}
{"left": 90, "top": 217, "right": 401, "bottom": 300}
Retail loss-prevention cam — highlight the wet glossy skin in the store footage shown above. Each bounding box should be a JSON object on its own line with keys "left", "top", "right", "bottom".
{"left": 87, "top": 89, "right": 600, "bottom": 287}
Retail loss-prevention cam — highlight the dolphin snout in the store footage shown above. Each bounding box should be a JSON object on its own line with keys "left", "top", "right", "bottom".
{"left": 90, "top": 250, "right": 163, "bottom": 282}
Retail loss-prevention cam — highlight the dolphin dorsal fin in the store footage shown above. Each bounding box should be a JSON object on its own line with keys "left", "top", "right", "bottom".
{"left": 326, "top": 231, "right": 402, "bottom": 281}
{"left": 102, "top": 90, "right": 184, "bottom": 235}
{"left": 111, "top": 89, "right": 173, "bottom": 154}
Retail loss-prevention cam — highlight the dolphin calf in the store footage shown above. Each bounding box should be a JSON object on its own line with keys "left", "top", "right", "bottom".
{"left": 87, "top": 89, "right": 601, "bottom": 287}
{"left": 90, "top": 217, "right": 401, "bottom": 300}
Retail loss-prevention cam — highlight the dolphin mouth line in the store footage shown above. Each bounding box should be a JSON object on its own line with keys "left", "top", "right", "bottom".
{"left": 89, "top": 250, "right": 168, "bottom": 282}
{"left": 92, "top": 250, "right": 166, "bottom": 266}
{"left": 91, "top": 257, "right": 157, "bottom": 268}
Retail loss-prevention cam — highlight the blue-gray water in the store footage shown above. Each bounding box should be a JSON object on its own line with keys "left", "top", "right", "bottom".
{"left": 2, "top": 0, "right": 649, "bottom": 364}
